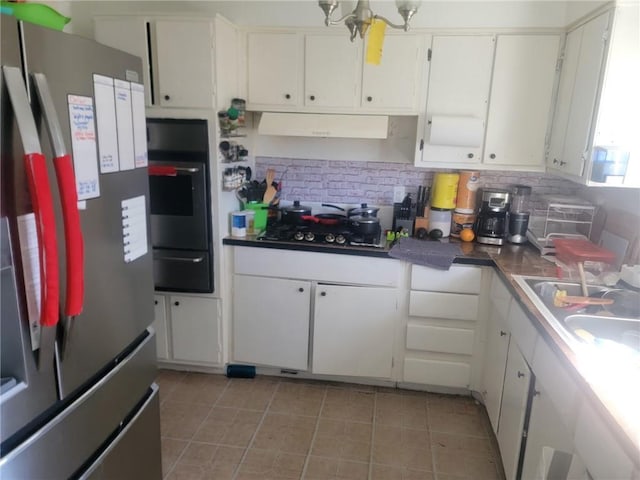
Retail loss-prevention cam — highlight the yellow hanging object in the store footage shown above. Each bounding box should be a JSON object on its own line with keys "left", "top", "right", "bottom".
{"left": 366, "top": 19, "right": 386, "bottom": 65}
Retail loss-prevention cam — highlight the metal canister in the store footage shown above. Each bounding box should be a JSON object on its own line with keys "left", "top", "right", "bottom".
{"left": 455, "top": 171, "right": 480, "bottom": 214}
{"left": 431, "top": 172, "right": 459, "bottom": 209}
{"left": 451, "top": 211, "right": 477, "bottom": 238}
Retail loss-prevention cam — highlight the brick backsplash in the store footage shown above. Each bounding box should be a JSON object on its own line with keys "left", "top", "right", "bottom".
{"left": 255, "top": 157, "right": 580, "bottom": 206}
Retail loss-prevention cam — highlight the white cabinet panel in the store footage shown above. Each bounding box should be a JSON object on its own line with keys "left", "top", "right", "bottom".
{"left": 531, "top": 338, "right": 578, "bottom": 426}
{"left": 153, "top": 295, "right": 169, "bottom": 360}
{"left": 361, "top": 34, "right": 425, "bottom": 111}
{"left": 497, "top": 342, "right": 531, "bottom": 480}
{"left": 409, "top": 291, "right": 479, "bottom": 321}
{"left": 312, "top": 285, "right": 397, "bottom": 379}
{"left": 489, "top": 273, "right": 511, "bottom": 319}
{"left": 421, "top": 35, "right": 494, "bottom": 164}
{"left": 304, "top": 35, "right": 362, "bottom": 108}
{"left": 170, "top": 296, "right": 220, "bottom": 364}
{"left": 233, "top": 247, "right": 403, "bottom": 287}
{"left": 247, "top": 32, "right": 300, "bottom": 107}
{"left": 481, "top": 310, "right": 510, "bottom": 433}
{"left": 233, "top": 275, "right": 311, "bottom": 371}
{"left": 411, "top": 265, "right": 482, "bottom": 293}
{"left": 403, "top": 358, "right": 471, "bottom": 388}
{"left": 508, "top": 300, "right": 538, "bottom": 363}
{"left": 406, "top": 324, "right": 475, "bottom": 355}
{"left": 574, "top": 402, "right": 635, "bottom": 480}
{"left": 484, "top": 34, "right": 560, "bottom": 168}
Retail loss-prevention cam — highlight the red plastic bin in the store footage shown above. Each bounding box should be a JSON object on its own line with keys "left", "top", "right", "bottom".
{"left": 552, "top": 238, "right": 616, "bottom": 265}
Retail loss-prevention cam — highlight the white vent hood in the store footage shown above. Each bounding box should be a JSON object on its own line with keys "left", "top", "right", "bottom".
{"left": 257, "top": 112, "right": 389, "bottom": 139}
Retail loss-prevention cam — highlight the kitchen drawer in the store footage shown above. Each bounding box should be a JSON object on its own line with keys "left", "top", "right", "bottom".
{"left": 532, "top": 338, "right": 579, "bottom": 429}
{"left": 403, "top": 357, "right": 470, "bottom": 388}
{"left": 411, "top": 265, "right": 482, "bottom": 293}
{"left": 234, "top": 246, "right": 403, "bottom": 287}
{"left": 406, "top": 324, "right": 475, "bottom": 355}
{"left": 409, "top": 291, "right": 479, "bottom": 321}
{"left": 508, "top": 300, "right": 538, "bottom": 363}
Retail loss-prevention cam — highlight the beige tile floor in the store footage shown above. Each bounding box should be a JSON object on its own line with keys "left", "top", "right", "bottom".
{"left": 157, "top": 370, "right": 505, "bottom": 480}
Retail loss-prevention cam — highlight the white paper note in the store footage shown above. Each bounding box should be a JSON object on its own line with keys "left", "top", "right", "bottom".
{"left": 121, "top": 195, "right": 148, "bottom": 263}
{"left": 67, "top": 95, "right": 100, "bottom": 200}
{"left": 17, "top": 214, "right": 41, "bottom": 351}
{"left": 115, "top": 79, "right": 135, "bottom": 171}
{"left": 93, "top": 74, "right": 119, "bottom": 173}
{"left": 429, "top": 115, "right": 484, "bottom": 147}
{"left": 131, "top": 82, "right": 148, "bottom": 168}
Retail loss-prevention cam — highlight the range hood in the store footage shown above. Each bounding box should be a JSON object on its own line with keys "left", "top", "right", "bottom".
{"left": 257, "top": 112, "right": 389, "bottom": 139}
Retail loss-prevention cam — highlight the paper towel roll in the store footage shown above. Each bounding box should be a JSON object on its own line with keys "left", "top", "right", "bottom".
{"left": 429, "top": 115, "right": 484, "bottom": 147}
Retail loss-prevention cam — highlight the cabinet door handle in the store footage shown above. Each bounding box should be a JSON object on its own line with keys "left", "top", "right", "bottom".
{"left": 500, "top": 330, "right": 507, "bottom": 336}
{"left": 467, "top": 153, "right": 474, "bottom": 159}
{"left": 560, "top": 160, "right": 567, "bottom": 166}
{"left": 174, "top": 301, "right": 180, "bottom": 306}
{"left": 553, "top": 158, "right": 559, "bottom": 165}
{"left": 309, "top": 95, "right": 315, "bottom": 101}
{"left": 285, "top": 93, "right": 291, "bottom": 99}
{"left": 489, "top": 153, "right": 496, "bottom": 159}
{"left": 154, "top": 300, "right": 158, "bottom": 305}
{"left": 366, "top": 96, "right": 373, "bottom": 102}
{"left": 517, "top": 371, "right": 525, "bottom": 378}
{"left": 298, "top": 287, "right": 304, "bottom": 292}
{"left": 320, "top": 291, "right": 326, "bottom": 297}
{"left": 164, "top": 94, "right": 170, "bottom": 101}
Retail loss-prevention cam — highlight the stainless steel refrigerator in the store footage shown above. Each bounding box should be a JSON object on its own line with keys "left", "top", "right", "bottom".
{"left": 1, "top": 18, "right": 162, "bottom": 479}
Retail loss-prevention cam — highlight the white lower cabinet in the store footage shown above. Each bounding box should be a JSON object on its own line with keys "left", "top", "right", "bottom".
{"left": 153, "top": 293, "right": 222, "bottom": 366}
{"left": 312, "top": 284, "right": 397, "bottom": 379}
{"left": 233, "top": 275, "right": 311, "bottom": 371}
{"left": 497, "top": 342, "right": 532, "bottom": 480}
{"left": 153, "top": 295, "right": 169, "bottom": 360}
{"left": 521, "top": 385, "right": 581, "bottom": 480}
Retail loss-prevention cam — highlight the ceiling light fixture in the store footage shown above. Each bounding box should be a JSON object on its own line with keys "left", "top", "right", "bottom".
{"left": 318, "top": 0, "right": 421, "bottom": 42}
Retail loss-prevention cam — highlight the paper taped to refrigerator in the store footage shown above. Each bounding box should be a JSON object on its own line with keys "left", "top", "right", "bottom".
{"left": 429, "top": 115, "right": 484, "bottom": 147}
{"left": 17, "top": 213, "right": 41, "bottom": 351}
{"left": 67, "top": 95, "right": 100, "bottom": 200}
{"left": 114, "top": 79, "right": 135, "bottom": 171}
{"left": 131, "top": 82, "right": 148, "bottom": 168}
{"left": 93, "top": 74, "right": 119, "bottom": 173}
{"left": 121, "top": 195, "right": 148, "bottom": 263}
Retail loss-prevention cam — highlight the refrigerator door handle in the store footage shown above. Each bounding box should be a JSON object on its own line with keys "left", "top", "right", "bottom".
{"left": 32, "top": 73, "right": 84, "bottom": 317}
{"left": 2, "top": 66, "right": 60, "bottom": 327}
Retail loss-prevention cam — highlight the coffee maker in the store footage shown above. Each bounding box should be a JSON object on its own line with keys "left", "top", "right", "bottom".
{"left": 475, "top": 189, "right": 511, "bottom": 245}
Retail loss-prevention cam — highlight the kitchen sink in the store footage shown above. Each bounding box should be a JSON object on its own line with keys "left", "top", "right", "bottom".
{"left": 513, "top": 276, "right": 640, "bottom": 358}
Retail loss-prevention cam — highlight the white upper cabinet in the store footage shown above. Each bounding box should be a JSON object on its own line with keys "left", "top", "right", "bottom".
{"left": 361, "top": 34, "right": 426, "bottom": 111}
{"left": 94, "top": 17, "right": 222, "bottom": 108}
{"left": 483, "top": 34, "right": 560, "bottom": 169}
{"left": 246, "top": 30, "right": 424, "bottom": 113}
{"left": 548, "top": 4, "right": 639, "bottom": 187}
{"left": 304, "top": 34, "right": 362, "bottom": 108}
{"left": 246, "top": 32, "right": 301, "bottom": 108}
{"left": 154, "top": 20, "right": 215, "bottom": 108}
{"left": 417, "top": 33, "right": 560, "bottom": 171}
{"left": 419, "top": 35, "right": 495, "bottom": 165}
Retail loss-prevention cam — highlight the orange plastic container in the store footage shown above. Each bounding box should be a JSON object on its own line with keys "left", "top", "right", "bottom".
{"left": 552, "top": 238, "right": 616, "bottom": 265}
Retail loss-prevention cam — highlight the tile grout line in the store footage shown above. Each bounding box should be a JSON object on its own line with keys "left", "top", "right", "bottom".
{"left": 162, "top": 373, "right": 232, "bottom": 480}
{"left": 367, "top": 390, "right": 378, "bottom": 480}
{"left": 299, "top": 386, "right": 329, "bottom": 480}
{"left": 230, "top": 376, "right": 283, "bottom": 480}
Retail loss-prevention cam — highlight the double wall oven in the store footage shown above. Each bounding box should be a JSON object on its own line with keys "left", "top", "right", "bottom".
{"left": 147, "top": 119, "right": 213, "bottom": 293}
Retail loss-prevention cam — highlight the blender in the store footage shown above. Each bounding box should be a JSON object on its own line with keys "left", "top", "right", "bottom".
{"left": 507, "top": 185, "right": 531, "bottom": 244}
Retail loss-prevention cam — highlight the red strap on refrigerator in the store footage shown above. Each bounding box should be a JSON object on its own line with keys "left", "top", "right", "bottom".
{"left": 53, "top": 154, "right": 84, "bottom": 316}
{"left": 148, "top": 165, "right": 178, "bottom": 176}
{"left": 24, "top": 153, "right": 60, "bottom": 327}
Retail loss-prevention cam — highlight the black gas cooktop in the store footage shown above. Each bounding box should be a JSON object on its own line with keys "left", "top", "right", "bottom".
{"left": 258, "top": 222, "right": 382, "bottom": 247}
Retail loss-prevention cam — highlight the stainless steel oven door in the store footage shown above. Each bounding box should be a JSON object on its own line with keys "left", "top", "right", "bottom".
{"left": 148, "top": 160, "right": 208, "bottom": 250}
{"left": 152, "top": 249, "right": 211, "bottom": 293}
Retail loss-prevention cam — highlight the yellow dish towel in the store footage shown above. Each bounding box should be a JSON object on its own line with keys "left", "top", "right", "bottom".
{"left": 366, "top": 19, "right": 386, "bottom": 65}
